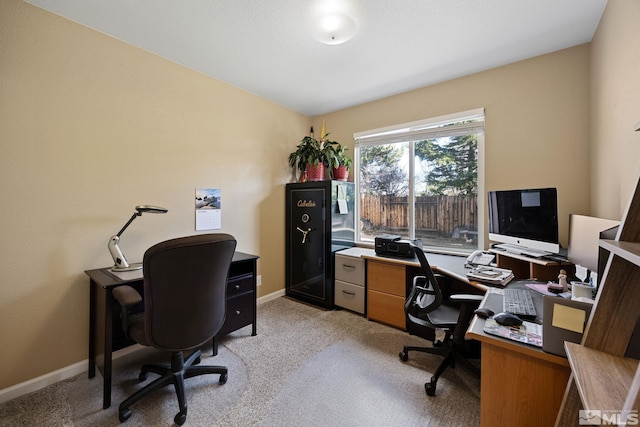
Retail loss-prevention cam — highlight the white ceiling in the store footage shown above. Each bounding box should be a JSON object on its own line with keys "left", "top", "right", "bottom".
{"left": 24, "top": 0, "right": 607, "bottom": 116}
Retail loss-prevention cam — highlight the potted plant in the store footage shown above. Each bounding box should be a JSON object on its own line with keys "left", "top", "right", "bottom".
{"left": 326, "top": 143, "right": 352, "bottom": 181}
{"left": 288, "top": 134, "right": 337, "bottom": 181}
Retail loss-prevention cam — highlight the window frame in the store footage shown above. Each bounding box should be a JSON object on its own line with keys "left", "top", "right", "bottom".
{"left": 353, "top": 108, "right": 485, "bottom": 255}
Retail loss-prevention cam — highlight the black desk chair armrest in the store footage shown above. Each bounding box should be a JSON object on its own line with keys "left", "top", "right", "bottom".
{"left": 113, "top": 285, "right": 142, "bottom": 307}
{"left": 450, "top": 293, "right": 484, "bottom": 347}
{"left": 112, "top": 285, "right": 142, "bottom": 338}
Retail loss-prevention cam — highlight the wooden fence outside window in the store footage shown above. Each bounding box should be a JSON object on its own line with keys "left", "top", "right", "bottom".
{"left": 360, "top": 194, "right": 477, "bottom": 239}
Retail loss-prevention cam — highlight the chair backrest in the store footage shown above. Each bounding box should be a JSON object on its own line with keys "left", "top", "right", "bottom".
{"left": 142, "top": 233, "right": 237, "bottom": 352}
{"left": 405, "top": 245, "right": 445, "bottom": 317}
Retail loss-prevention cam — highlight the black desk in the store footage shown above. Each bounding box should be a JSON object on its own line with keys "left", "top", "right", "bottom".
{"left": 86, "top": 251, "right": 258, "bottom": 409}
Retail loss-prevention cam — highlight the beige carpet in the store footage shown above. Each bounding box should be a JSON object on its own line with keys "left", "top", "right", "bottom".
{"left": 0, "top": 297, "right": 480, "bottom": 426}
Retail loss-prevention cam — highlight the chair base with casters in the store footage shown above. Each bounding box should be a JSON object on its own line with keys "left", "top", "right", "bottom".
{"left": 118, "top": 348, "right": 227, "bottom": 425}
{"left": 399, "top": 319, "right": 481, "bottom": 396}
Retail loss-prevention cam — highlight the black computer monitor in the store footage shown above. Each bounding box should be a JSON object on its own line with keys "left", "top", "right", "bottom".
{"left": 488, "top": 188, "right": 560, "bottom": 254}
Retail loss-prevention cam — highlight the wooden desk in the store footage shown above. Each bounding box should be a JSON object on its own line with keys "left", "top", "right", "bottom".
{"left": 490, "top": 249, "right": 575, "bottom": 282}
{"left": 86, "top": 251, "right": 258, "bottom": 409}
{"left": 361, "top": 250, "right": 488, "bottom": 291}
{"left": 361, "top": 250, "right": 487, "bottom": 329}
{"left": 466, "top": 284, "right": 570, "bottom": 427}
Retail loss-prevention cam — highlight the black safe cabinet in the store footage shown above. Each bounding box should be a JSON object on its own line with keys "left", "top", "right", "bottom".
{"left": 286, "top": 180, "right": 355, "bottom": 308}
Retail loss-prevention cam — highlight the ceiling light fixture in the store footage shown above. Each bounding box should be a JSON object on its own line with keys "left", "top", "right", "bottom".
{"left": 311, "top": 13, "right": 357, "bottom": 45}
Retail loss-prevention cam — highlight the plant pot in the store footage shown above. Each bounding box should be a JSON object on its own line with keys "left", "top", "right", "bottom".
{"left": 332, "top": 166, "right": 349, "bottom": 181}
{"left": 306, "top": 163, "right": 325, "bottom": 181}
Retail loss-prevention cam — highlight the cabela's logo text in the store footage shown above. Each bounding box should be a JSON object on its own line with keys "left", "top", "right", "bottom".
{"left": 297, "top": 200, "right": 317, "bottom": 208}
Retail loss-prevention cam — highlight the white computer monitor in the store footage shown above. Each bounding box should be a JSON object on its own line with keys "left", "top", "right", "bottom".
{"left": 568, "top": 214, "right": 619, "bottom": 274}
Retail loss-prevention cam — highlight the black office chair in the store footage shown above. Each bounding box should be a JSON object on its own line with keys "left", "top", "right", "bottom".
{"left": 112, "top": 233, "right": 237, "bottom": 425}
{"left": 399, "top": 245, "right": 483, "bottom": 396}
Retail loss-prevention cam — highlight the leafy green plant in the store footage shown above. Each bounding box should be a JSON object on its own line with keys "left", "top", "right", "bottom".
{"left": 288, "top": 134, "right": 338, "bottom": 172}
{"left": 326, "top": 143, "right": 352, "bottom": 170}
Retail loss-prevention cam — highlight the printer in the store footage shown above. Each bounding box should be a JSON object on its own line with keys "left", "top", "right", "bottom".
{"left": 374, "top": 234, "right": 422, "bottom": 258}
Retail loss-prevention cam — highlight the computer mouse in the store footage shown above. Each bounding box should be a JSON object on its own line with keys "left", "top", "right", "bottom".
{"left": 474, "top": 307, "right": 495, "bottom": 319}
{"left": 493, "top": 312, "right": 523, "bottom": 327}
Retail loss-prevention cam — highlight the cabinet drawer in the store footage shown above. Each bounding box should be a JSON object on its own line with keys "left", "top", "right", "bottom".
{"left": 220, "top": 291, "right": 254, "bottom": 335}
{"left": 335, "top": 280, "right": 365, "bottom": 314}
{"left": 227, "top": 273, "right": 254, "bottom": 297}
{"left": 367, "top": 289, "right": 406, "bottom": 329}
{"left": 334, "top": 254, "right": 365, "bottom": 285}
{"left": 367, "top": 260, "right": 405, "bottom": 296}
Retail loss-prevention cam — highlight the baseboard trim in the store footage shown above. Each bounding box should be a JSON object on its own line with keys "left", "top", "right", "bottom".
{"left": 1, "top": 289, "right": 286, "bottom": 404}
{"left": 0, "top": 343, "right": 144, "bottom": 404}
{"left": 0, "top": 360, "right": 86, "bottom": 404}
{"left": 258, "top": 288, "right": 285, "bottom": 305}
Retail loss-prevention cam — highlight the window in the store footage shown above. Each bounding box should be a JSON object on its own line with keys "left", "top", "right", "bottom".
{"left": 354, "top": 109, "right": 484, "bottom": 254}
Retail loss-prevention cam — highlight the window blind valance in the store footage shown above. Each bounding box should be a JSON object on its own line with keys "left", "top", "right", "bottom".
{"left": 354, "top": 108, "right": 484, "bottom": 147}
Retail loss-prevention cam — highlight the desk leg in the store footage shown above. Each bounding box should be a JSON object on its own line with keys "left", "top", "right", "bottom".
{"left": 88, "top": 279, "right": 96, "bottom": 379}
{"left": 94, "top": 285, "right": 114, "bottom": 409}
{"left": 102, "top": 288, "right": 113, "bottom": 409}
{"left": 252, "top": 260, "right": 257, "bottom": 337}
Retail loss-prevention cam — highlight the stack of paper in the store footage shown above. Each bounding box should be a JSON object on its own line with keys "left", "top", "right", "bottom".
{"left": 466, "top": 266, "right": 514, "bottom": 286}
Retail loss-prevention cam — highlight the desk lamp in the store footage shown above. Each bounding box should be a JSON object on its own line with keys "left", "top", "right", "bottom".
{"left": 108, "top": 205, "right": 168, "bottom": 271}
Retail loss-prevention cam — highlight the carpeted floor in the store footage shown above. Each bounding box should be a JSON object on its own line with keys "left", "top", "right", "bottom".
{"left": 0, "top": 297, "right": 480, "bottom": 426}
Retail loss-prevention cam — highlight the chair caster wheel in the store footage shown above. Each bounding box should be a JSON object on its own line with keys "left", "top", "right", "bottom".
{"left": 194, "top": 356, "right": 201, "bottom": 365}
{"left": 425, "top": 381, "right": 436, "bottom": 396}
{"left": 174, "top": 411, "right": 187, "bottom": 425}
{"left": 399, "top": 351, "right": 408, "bottom": 362}
{"left": 219, "top": 373, "right": 228, "bottom": 384}
{"left": 138, "top": 371, "right": 148, "bottom": 382}
{"left": 119, "top": 408, "right": 132, "bottom": 422}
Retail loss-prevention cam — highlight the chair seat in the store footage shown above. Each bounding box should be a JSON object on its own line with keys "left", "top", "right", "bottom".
{"left": 408, "top": 302, "right": 460, "bottom": 330}
{"left": 424, "top": 303, "right": 460, "bottom": 328}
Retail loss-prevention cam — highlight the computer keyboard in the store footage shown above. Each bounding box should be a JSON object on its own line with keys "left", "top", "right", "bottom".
{"left": 503, "top": 289, "right": 537, "bottom": 318}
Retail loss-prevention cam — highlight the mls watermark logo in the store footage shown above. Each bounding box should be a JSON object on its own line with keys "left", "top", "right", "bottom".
{"left": 579, "top": 410, "right": 639, "bottom": 425}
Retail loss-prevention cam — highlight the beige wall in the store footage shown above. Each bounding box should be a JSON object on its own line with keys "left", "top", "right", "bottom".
{"left": 0, "top": 0, "right": 308, "bottom": 389}
{"left": 314, "top": 44, "right": 592, "bottom": 249}
{"left": 590, "top": 0, "right": 640, "bottom": 220}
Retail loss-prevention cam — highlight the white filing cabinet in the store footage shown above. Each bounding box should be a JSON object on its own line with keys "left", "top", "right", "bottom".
{"left": 334, "top": 248, "right": 367, "bottom": 314}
